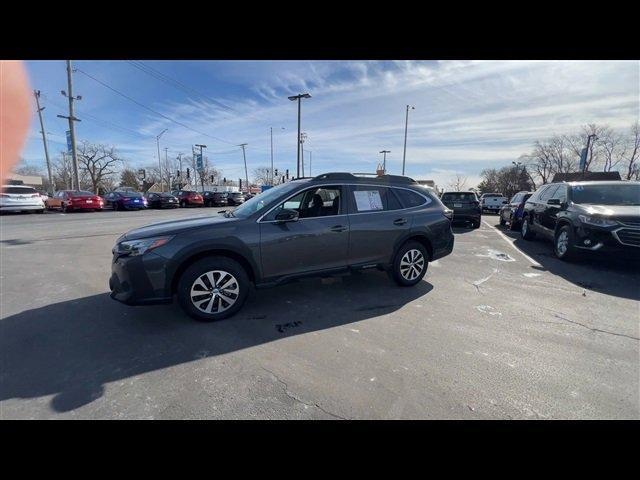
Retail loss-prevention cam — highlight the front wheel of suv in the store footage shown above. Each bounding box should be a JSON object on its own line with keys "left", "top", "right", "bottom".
{"left": 391, "top": 241, "right": 429, "bottom": 287}
{"left": 177, "top": 256, "right": 250, "bottom": 322}
{"left": 554, "top": 225, "right": 577, "bottom": 261}
{"left": 521, "top": 215, "right": 536, "bottom": 240}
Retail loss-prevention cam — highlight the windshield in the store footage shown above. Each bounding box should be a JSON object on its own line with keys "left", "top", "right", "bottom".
{"left": 231, "top": 182, "right": 301, "bottom": 218}
{"left": 442, "top": 192, "right": 477, "bottom": 202}
{"left": 71, "top": 191, "right": 95, "bottom": 197}
{"left": 570, "top": 184, "right": 640, "bottom": 206}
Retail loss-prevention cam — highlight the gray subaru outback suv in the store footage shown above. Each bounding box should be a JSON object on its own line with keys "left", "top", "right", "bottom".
{"left": 109, "top": 172, "right": 455, "bottom": 321}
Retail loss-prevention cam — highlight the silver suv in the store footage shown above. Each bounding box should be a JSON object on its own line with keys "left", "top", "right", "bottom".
{"left": 0, "top": 185, "right": 45, "bottom": 214}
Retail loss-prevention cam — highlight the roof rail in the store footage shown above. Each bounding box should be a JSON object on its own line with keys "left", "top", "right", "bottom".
{"left": 312, "top": 172, "right": 417, "bottom": 184}
{"left": 312, "top": 172, "right": 358, "bottom": 181}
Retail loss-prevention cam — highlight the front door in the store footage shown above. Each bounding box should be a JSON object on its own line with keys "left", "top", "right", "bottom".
{"left": 259, "top": 185, "right": 349, "bottom": 279}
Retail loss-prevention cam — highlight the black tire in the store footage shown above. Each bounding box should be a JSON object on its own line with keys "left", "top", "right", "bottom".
{"left": 36, "top": 209, "right": 45, "bottom": 214}
{"left": 61, "top": 203, "right": 69, "bottom": 213}
{"left": 499, "top": 215, "right": 506, "bottom": 226}
{"left": 521, "top": 215, "right": 536, "bottom": 240}
{"left": 180, "top": 200, "right": 187, "bottom": 208}
{"left": 177, "top": 256, "right": 250, "bottom": 322}
{"left": 391, "top": 241, "right": 429, "bottom": 287}
{"left": 554, "top": 225, "right": 578, "bottom": 261}
{"left": 472, "top": 219, "right": 481, "bottom": 229}
{"left": 509, "top": 215, "right": 520, "bottom": 231}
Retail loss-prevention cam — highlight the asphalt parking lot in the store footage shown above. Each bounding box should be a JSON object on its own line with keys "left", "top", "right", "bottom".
{"left": 1, "top": 208, "right": 638, "bottom": 419}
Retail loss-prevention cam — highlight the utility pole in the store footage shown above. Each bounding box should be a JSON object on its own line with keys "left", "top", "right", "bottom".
{"left": 176, "top": 153, "right": 183, "bottom": 189}
{"left": 288, "top": 93, "right": 311, "bottom": 178}
{"left": 57, "top": 60, "right": 82, "bottom": 190}
{"left": 239, "top": 143, "right": 249, "bottom": 193}
{"left": 33, "top": 90, "right": 54, "bottom": 194}
{"left": 164, "top": 147, "right": 169, "bottom": 188}
{"left": 379, "top": 150, "right": 390, "bottom": 174}
{"left": 270, "top": 126, "right": 285, "bottom": 185}
{"left": 308, "top": 150, "right": 312, "bottom": 177}
{"left": 156, "top": 129, "right": 167, "bottom": 192}
{"left": 401, "top": 105, "right": 415, "bottom": 176}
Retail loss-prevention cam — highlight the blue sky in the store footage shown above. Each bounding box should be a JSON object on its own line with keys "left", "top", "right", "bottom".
{"left": 21, "top": 60, "right": 639, "bottom": 188}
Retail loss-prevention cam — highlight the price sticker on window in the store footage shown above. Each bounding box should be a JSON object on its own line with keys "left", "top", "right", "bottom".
{"left": 354, "top": 190, "right": 383, "bottom": 211}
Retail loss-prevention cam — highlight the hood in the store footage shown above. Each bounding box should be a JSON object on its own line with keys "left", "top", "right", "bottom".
{"left": 122, "top": 214, "right": 236, "bottom": 241}
{"left": 573, "top": 203, "right": 640, "bottom": 217}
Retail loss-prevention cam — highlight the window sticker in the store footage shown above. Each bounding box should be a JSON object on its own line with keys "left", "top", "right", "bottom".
{"left": 354, "top": 190, "right": 383, "bottom": 211}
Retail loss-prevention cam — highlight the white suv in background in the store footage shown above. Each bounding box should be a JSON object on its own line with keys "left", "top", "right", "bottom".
{"left": 1, "top": 185, "right": 46, "bottom": 214}
{"left": 480, "top": 192, "right": 507, "bottom": 214}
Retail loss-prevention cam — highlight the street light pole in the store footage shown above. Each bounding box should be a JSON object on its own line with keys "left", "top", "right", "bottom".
{"left": 308, "top": 150, "right": 312, "bottom": 177}
{"left": 288, "top": 93, "right": 311, "bottom": 178}
{"left": 156, "top": 129, "right": 167, "bottom": 192}
{"left": 401, "top": 105, "right": 415, "bottom": 176}
{"left": 379, "top": 150, "right": 390, "bottom": 174}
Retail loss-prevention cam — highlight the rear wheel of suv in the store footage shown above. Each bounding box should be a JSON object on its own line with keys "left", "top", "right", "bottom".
{"left": 177, "top": 256, "right": 250, "bottom": 322}
{"left": 554, "top": 225, "right": 577, "bottom": 261}
{"left": 391, "top": 241, "right": 429, "bottom": 287}
{"left": 521, "top": 215, "right": 536, "bottom": 240}
{"left": 499, "top": 215, "right": 506, "bottom": 226}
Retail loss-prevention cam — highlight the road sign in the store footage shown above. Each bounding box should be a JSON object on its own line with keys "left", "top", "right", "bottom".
{"left": 196, "top": 154, "right": 203, "bottom": 171}
{"left": 137, "top": 169, "right": 145, "bottom": 180}
{"left": 66, "top": 130, "right": 72, "bottom": 153}
{"left": 579, "top": 147, "right": 588, "bottom": 172}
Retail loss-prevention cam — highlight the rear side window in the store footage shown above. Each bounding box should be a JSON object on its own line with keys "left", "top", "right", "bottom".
{"left": 393, "top": 188, "right": 427, "bottom": 208}
{"left": 350, "top": 186, "right": 402, "bottom": 212}
{"left": 3, "top": 187, "right": 37, "bottom": 194}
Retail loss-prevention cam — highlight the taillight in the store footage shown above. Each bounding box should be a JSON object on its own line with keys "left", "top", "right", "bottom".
{"left": 443, "top": 209, "right": 453, "bottom": 220}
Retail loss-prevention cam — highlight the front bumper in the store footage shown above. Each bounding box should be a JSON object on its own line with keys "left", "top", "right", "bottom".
{"left": 573, "top": 224, "right": 640, "bottom": 257}
{"left": 109, "top": 251, "right": 174, "bottom": 305}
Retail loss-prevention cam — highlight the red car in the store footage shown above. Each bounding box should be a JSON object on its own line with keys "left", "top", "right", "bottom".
{"left": 171, "top": 190, "right": 204, "bottom": 207}
{"left": 45, "top": 190, "right": 104, "bottom": 212}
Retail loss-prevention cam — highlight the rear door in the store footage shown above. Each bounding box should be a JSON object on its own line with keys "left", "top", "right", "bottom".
{"left": 346, "top": 185, "right": 411, "bottom": 266}
{"left": 534, "top": 185, "right": 559, "bottom": 235}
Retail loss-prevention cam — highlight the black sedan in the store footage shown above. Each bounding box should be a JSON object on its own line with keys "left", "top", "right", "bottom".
{"left": 145, "top": 192, "right": 179, "bottom": 209}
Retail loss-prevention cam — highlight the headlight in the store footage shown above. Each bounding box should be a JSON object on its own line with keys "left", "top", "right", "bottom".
{"left": 116, "top": 236, "right": 173, "bottom": 256}
{"left": 578, "top": 215, "right": 618, "bottom": 227}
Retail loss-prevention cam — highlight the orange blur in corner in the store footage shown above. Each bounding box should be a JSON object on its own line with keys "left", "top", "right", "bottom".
{"left": 0, "top": 60, "right": 32, "bottom": 183}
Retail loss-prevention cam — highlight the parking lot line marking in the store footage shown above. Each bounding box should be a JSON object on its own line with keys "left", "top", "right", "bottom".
{"left": 482, "top": 220, "right": 542, "bottom": 268}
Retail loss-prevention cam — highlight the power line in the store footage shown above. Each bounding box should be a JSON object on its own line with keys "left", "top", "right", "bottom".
{"left": 127, "top": 61, "right": 237, "bottom": 113}
{"left": 74, "top": 68, "right": 236, "bottom": 145}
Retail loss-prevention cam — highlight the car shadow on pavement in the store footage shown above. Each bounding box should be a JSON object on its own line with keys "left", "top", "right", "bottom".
{"left": 0, "top": 271, "right": 433, "bottom": 414}
{"left": 486, "top": 220, "right": 640, "bottom": 301}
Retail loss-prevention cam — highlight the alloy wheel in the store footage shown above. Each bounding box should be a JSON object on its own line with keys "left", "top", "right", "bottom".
{"left": 400, "top": 249, "right": 425, "bottom": 281}
{"left": 190, "top": 270, "right": 240, "bottom": 314}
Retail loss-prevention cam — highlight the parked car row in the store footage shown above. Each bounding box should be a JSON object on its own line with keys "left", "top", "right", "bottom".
{"left": 1, "top": 186, "right": 249, "bottom": 214}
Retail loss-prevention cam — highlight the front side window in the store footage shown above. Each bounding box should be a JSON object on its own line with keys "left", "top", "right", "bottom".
{"left": 539, "top": 185, "right": 559, "bottom": 202}
{"left": 265, "top": 186, "right": 342, "bottom": 220}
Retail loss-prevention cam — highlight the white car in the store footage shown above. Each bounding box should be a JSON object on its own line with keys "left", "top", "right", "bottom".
{"left": 480, "top": 193, "right": 507, "bottom": 214}
{"left": 1, "top": 185, "right": 46, "bottom": 213}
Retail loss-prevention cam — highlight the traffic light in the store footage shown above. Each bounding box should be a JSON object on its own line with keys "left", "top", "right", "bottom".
{"left": 176, "top": 170, "right": 180, "bottom": 177}
{"left": 275, "top": 169, "right": 278, "bottom": 177}
{"left": 223, "top": 177, "right": 227, "bottom": 184}
{"left": 210, "top": 175, "right": 214, "bottom": 183}
{"left": 186, "top": 168, "right": 190, "bottom": 179}
{"left": 286, "top": 169, "right": 289, "bottom": 179}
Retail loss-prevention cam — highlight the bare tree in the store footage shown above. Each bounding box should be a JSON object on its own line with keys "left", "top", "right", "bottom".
{"left": 252, "top": 167, "right": 271, "bottom": 185}
{"left": 119, "top": 168, "right": 141, "bottom": 190}
{"left": 52, "top": 153, "right": 75, "bottom": 190}
{"left": 622, "top": 121, "right": 640, "bottom": 180}
{"left": 447, "top": 174, "right": 468, "bottom": 192}
{"left": 76, "top": 141, "right": 122, "bottom": 194}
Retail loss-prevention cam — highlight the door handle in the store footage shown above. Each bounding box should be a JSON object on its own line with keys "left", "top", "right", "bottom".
{"left": 393, "top": 218, "right": 408, "bottom": 226}
{"left": 330, "top": 225, "right": 347, "bottom": 232}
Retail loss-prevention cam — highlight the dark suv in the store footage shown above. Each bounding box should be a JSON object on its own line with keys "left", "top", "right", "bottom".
{"left": 520, "top": 181, "right": 640, "bottom": 260}
{"left": 440, "top": 191, "right": 481, "bottom": 228}
{"left": 109, "top": 172, "right": 455, "bottom": 321}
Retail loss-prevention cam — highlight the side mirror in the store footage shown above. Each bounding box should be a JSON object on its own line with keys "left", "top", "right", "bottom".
{"left": 275, "top": 208, "right": 299, "bottom": 223}
{"left": 547, "top": 198, "right": 561, "bottom": 205}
